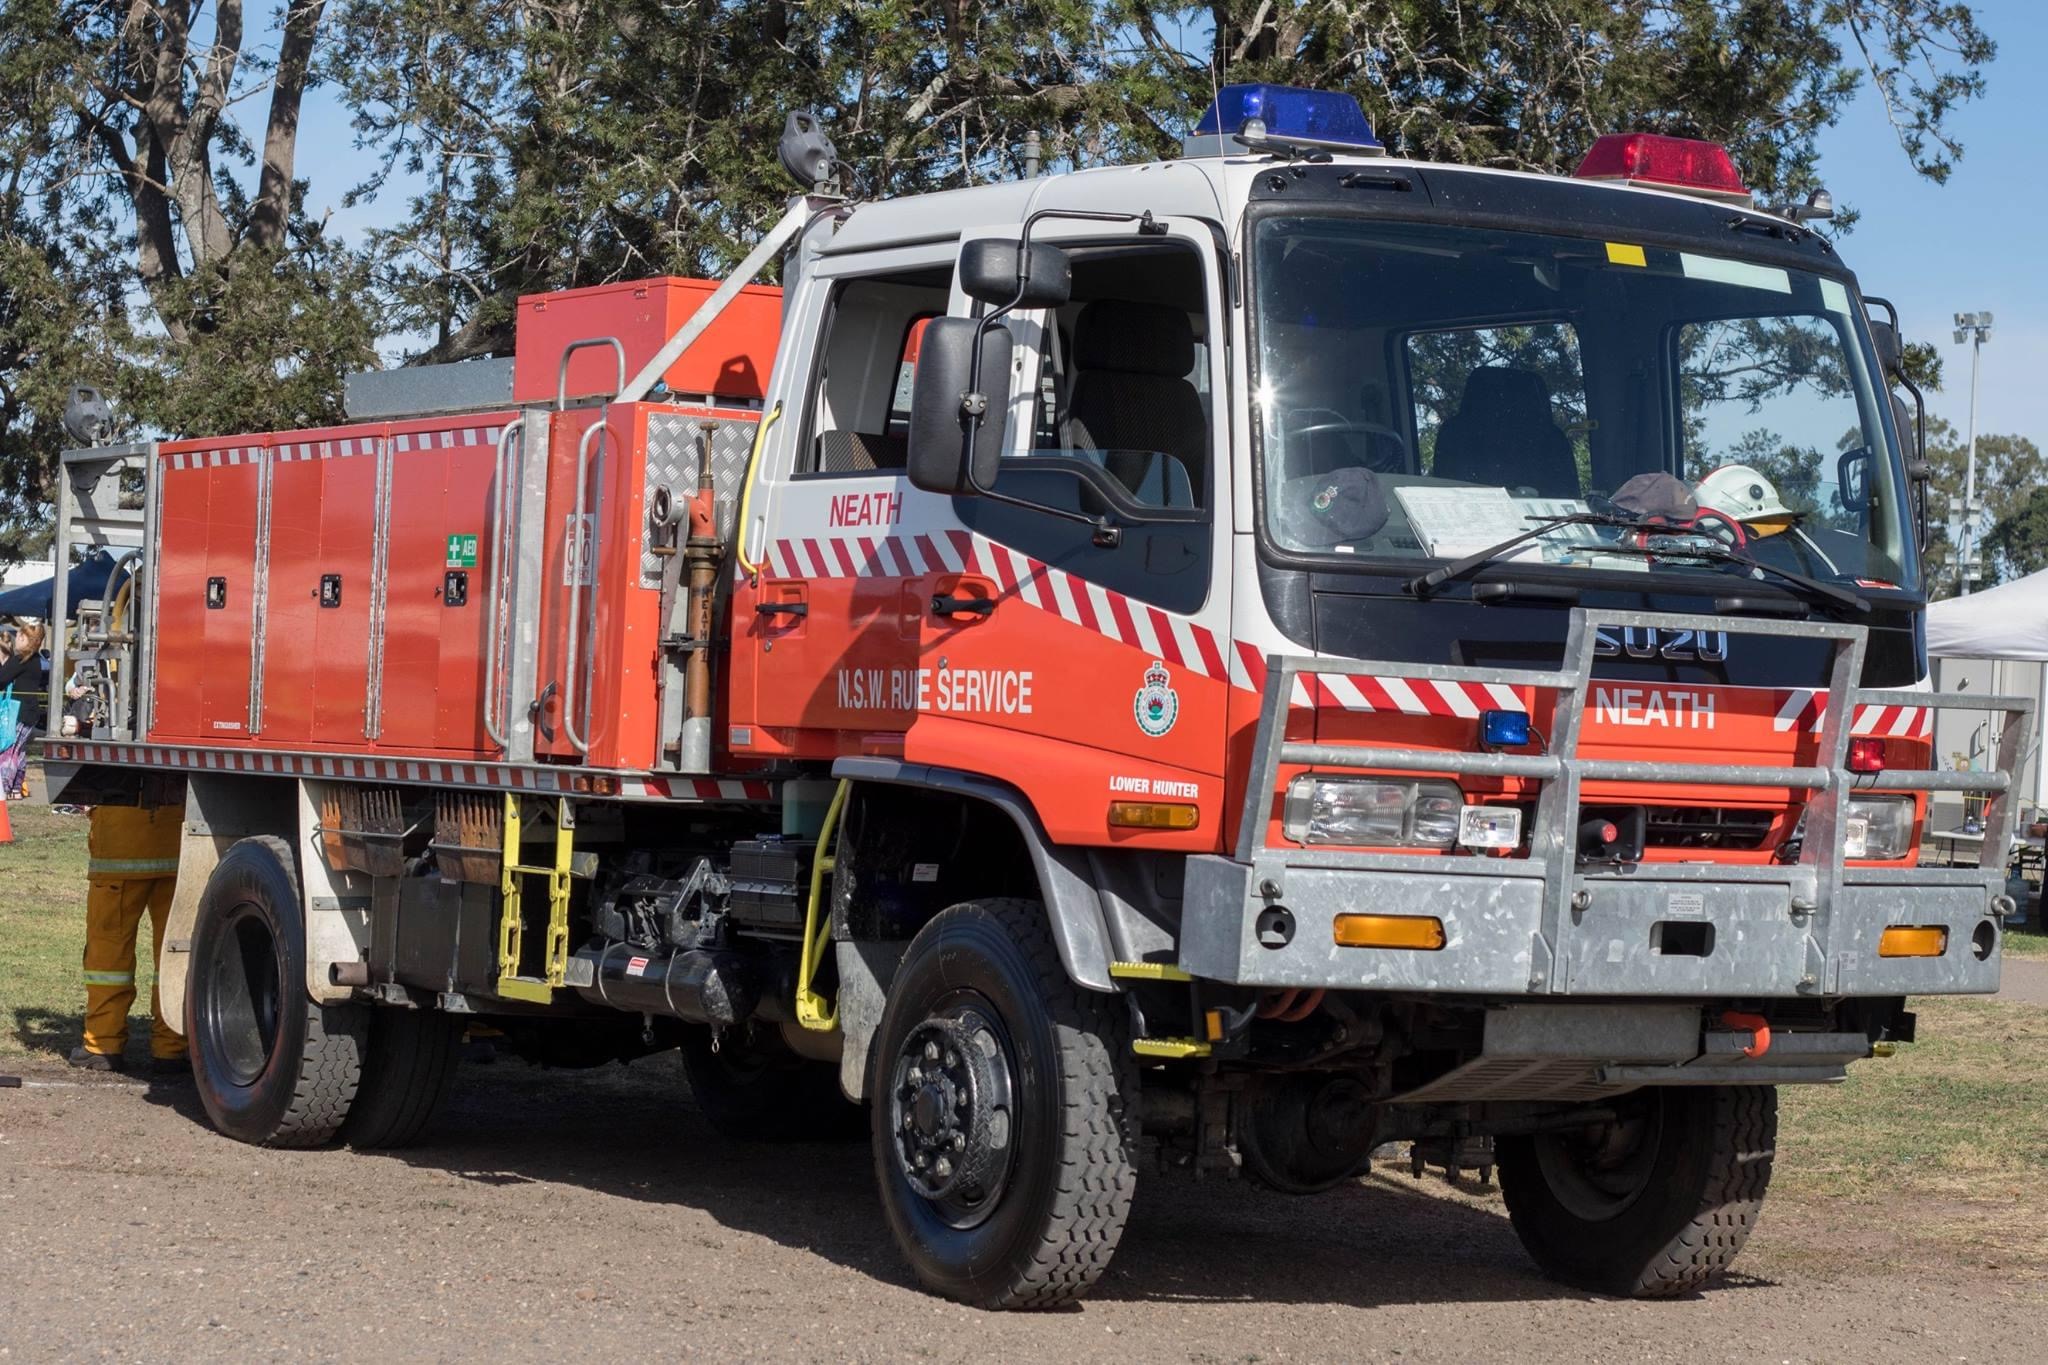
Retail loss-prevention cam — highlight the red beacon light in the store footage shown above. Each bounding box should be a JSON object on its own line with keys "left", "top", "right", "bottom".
{"left": 1573, "top": 132, "right": 1752, "bottom": 207}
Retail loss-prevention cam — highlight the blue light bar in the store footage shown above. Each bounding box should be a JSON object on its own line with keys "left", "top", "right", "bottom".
{"left": 1480, "top": 709, "right": 1532, "bottom": 749}
{"left": 1194, "top": 84, "right": 1382, "bottom": 151}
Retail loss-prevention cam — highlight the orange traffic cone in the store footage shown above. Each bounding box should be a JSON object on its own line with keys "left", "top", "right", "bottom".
{"left": 0, "top": 791, "right": 11, "bottom": 844}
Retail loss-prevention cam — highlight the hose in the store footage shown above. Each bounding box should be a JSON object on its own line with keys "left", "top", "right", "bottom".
{"left": 733, "top": 401, "right": 783, "bottom": 577}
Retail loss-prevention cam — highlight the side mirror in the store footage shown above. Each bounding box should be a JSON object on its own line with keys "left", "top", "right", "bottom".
{"left": 1838, "top": 446, "right": 1872, "bottom": 512}
{"left": 906, "top": 317, "right": 1013, "bottom": 497}
{"left": 1868, "top": 319, "right": 1905, "bottom": 381}
{"left": 958, "top": 239, "right": 1072, "bottom": 308}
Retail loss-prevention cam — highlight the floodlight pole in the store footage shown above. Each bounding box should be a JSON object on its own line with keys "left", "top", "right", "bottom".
{"left": 1953, "top": 311, "right": 1993, "bottom": 596}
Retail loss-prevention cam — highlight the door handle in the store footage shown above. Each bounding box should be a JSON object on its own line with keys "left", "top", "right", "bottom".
{"left": 931, "top": 594, "right": 996, "bottom": 618}
{"left": 755, "top": 600, "right": 809, "bottom": 619}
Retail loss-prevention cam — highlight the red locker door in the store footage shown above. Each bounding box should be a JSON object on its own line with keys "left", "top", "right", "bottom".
{"left": 377, "top": 416, "right": 509, "bottom": 755}
{"left": 304, "top": 431, "right": 382, "bottom": 744}
{"left": 153, "top": 439, "right": 265, "bottom": 742}
{"left": 257, "top": 454, "right": 323, "bottom": 744}
{"left": 148, "top": 451, "right": 211, "bottom": 741}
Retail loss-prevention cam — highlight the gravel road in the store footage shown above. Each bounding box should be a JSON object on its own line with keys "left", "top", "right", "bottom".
{"left": 1, "top": 1048, "right": 2040, "bottom": 1364}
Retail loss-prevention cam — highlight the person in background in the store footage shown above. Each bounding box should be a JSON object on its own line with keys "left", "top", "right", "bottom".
{"left": 71, "top": 793, "right": 188, "bottom": 1075}
{"left": 0, "top": 619, "right": 47, "bottom": 799}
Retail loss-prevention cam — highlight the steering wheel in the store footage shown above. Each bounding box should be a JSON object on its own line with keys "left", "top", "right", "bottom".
{"left": 1283, "top": 410, "right": 1411, "bottom": 473}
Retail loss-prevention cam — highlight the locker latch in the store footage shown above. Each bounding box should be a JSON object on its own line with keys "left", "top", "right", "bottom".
{"left": 320, "top": 574, "right": 343, "bottom": 608}
{"left": 442, "top": 570, "right": 469, "bottom": 607}
{"left": 206, "top": 577, "right": 227, "bottom": 610}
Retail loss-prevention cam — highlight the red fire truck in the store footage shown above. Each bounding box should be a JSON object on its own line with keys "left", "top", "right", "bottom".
{"left": 42, "top": 90, "right": 2028, "bottom": 1308}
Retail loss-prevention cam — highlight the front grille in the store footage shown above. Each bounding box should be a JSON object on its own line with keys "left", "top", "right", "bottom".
{"left": 1642, "top": 805, "right": 1776, "bottom": 850}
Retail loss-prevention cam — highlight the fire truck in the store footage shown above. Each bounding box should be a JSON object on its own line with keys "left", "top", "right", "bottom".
{"left": 41, "top": 89, "right": 2028, "bottom": 1308}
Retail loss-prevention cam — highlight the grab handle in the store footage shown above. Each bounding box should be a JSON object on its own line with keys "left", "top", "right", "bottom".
{"left": 560, "top": 418, "right": 615, "bottom": 756}
{"left": 556, "top": 337, "right": 626, "bottom": 409}
{"left": 481, "top": 419, "right": 522, "bottom": 750}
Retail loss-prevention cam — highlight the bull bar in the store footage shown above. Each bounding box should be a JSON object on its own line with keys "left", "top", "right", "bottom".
{"left": 1180, "top": 609, "right": 2031, "bottom": 1002}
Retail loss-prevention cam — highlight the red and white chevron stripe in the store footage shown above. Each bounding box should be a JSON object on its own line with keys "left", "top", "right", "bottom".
{"left": 765, "top": 528, "right": 1234, "bottom": 681}
{"left": 165, "top": 444, "right": 265, "bottom": 470}
{"left": 1771, "top": 690, "right": 1932, "bottom": 738}
{"left": 391, "top": 426, "right": 503, "bottom": 453}
{"left": 275, "top": 435, "right": 382, "bottom": 461}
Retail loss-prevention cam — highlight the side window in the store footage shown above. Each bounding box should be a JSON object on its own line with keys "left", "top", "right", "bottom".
{"left": 1405, "top": 322, "right": 1587, "bottom": 497}
{"left": 955, "top": 238, "right": 1214, "bottom": 613}
{"left": 802, "top": 270, "right": 951, "bottom": 476}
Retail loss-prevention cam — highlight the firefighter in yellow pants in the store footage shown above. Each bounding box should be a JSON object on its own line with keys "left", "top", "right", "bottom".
{"left": 69, "top": 802, "right": 186, "bottom": 1075}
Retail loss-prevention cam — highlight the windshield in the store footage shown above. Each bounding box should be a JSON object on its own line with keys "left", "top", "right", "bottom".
{"left": 1251, "top": 217, "right": 1916, "bottom": 590}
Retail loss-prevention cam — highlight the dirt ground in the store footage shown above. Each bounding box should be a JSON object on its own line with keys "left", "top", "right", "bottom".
{"left": 2, "top": 1041, "right": 2042, "bottom": 1365}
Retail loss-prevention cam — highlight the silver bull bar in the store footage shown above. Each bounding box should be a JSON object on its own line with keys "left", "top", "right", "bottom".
{"left": 1180, "top": 608, "right": 2031, "bottom": 1000}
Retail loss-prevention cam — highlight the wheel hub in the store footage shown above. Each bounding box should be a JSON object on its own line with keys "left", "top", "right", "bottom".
{"left": 887, "top": 1006, "right": 1016, "bottom": 1224}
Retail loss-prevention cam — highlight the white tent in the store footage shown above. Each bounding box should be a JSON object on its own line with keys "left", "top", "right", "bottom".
{"left": 1926, "top": 568, "right": 2048, "bottom": 662}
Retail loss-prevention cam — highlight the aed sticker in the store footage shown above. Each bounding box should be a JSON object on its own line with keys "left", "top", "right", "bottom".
{"left": 446, "top": 533, "right": 479, "bottom": 569}
{"left": 1133, "top": 660, "right": 1179, "bottom": 738}
{"left": 626, "top": 956, "right": 650, "bottom": 977}
{"left": 911, "top": 863, "right": 940, "bottom": 883}
{"left": 1605, "top": 242, "right": 1646, "bottom": 267}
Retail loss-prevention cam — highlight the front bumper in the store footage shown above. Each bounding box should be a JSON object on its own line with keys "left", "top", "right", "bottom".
{"left": 1190, "top": 609, "right": 2028, "bottom": 1002}
{"left": 1180, "top": 855, "right": 2005, "bottom": 997}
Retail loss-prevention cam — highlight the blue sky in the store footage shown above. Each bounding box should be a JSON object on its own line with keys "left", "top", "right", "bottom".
{"left": 283, "top": 3, "right": 2043, "bottom": 445}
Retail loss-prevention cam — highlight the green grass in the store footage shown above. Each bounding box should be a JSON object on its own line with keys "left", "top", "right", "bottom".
{"left": 2003, "top": 924, "right": 2048, "bottom": 959}
{"left": 0, "top": 799, "right": 159, "bottom": 1062}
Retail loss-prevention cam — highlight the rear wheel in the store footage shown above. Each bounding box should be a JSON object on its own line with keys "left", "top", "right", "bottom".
{"left": 679, "top": 1025, "right": 864, "bottom": 1141}
{"left": 342, "top": 1009, "right": 463, "bottom": 1148}
{"left": 1497, "top": 1085, "right": 1775, "bottom": 1297}
{"left": 870, "top": 898, "right": 1137, "bottom": 1309}
{"left": 186, "top": 836, "right": 366, "bottom": 1147}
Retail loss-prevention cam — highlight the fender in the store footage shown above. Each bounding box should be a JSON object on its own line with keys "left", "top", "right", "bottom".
{"left": 831, "top": 757, "right": 1117, "bottom": 992}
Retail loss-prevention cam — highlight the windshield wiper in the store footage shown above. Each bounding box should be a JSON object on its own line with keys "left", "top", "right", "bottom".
{"left": 1406, "top": 511, "right": 1655, "bottom": 598}
{"left": 1581, "top": 541, "right": 1870, "bottom": 616}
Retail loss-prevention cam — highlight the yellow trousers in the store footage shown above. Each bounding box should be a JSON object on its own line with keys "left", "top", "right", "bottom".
{"left": 80, "top": 876, "right": 184, "bottom": 1061}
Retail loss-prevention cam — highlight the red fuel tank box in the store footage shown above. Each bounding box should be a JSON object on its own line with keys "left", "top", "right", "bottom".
{"left": 514, "top": 277, "right": 783, "bottom": 405}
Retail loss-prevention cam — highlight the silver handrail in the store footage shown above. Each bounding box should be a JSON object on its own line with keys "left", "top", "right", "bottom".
{"left": 480, "top": 419, "right": 522, "bottom": 750}
{"left": 560, "top": 417, "right": 615, "bottom": 755}
{"left": 556, "top": 337, "right": 626, "bottom": 408}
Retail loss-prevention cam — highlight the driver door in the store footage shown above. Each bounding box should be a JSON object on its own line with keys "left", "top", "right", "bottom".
{"left": 905, "top": 217, "right": 1234, "bottom": 848}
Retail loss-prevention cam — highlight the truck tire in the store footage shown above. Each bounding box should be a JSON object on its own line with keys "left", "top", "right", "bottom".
{"left": 186, "top": 836, "right": 366, "bottom": 1148}
{"left": 341, "top": 1009, "right": 463, "bottom": 1149}
{"left": 870, "top": 898, "right": 1137, "bottom": 1309}
{"left": 678, "top": 1025, "right": 864, "bottom": 1141}
{"left": 1496, "top": 1084, "right": 1776, "bottom": 1297}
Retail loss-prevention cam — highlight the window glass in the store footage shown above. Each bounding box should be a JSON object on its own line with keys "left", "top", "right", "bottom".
{"left": 953, "top": 237, "right": 1213, "bottom": 613}
{"left": 803, "top": 270, "right": 950, "bottom": 476}
{"left": 1251, "top": 216, "right": 1913, "bottom": 589}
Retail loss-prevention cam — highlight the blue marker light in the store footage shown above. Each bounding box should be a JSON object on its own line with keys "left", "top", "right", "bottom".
{"left": 1194, "top": 84, "right": 1383, "bottom": 152}
{"left": 1480, "top": 709, "right": 1532, "bottom": 749}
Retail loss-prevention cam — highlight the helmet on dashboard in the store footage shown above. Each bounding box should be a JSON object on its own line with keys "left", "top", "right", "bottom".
{"left": 1695, "top": 464, "right": 1798, "bottom": 537}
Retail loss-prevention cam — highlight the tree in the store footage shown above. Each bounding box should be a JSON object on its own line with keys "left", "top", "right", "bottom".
{"left": 0, "top": 1, "right": 377, "bottom": 562}
{"left": 1915, "top": 417, "right": 2047, "bottom": 592}
{"left": 1982, "top": 486, "right": 2048, "bottom": 583}
{"left": 0, "top": 0, "right": 2005, "bottom": 564}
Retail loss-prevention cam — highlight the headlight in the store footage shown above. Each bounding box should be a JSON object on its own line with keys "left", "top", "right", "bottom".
{"left": 1284, "top": 777, "right": 1462, "bottom": 847}
{"left": 1843, "top": 795, "right": 1913, "bottom": 860}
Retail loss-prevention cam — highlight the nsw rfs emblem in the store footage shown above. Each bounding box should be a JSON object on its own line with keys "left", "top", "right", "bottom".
{"left": 1133, "top": 660, "right": 1179, "bottom": 738}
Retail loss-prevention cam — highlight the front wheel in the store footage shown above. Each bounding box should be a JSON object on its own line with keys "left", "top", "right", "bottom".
{"left": 870, "top": 899, "right": 1137, "bottom": 1309}
{"left": 1497, "top": 1085, "right": 1776, "bottom": 1297}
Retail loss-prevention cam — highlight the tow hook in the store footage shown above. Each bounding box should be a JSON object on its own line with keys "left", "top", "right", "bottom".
{"left": 1719, "top": 1010, "right": 1772, "bottom": 1058}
